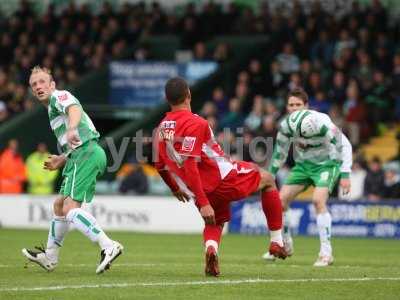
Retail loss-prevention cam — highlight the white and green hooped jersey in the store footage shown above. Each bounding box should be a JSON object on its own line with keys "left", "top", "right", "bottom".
{"left": 48, "top": 90, "right": 99, "bottom": 153}
{"left": 269, "top": 109, "right": 352, "bottom": 178}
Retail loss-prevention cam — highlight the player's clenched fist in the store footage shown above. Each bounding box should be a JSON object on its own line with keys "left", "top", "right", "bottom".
{"left": 200, "top": 204, "right": 216, "bottom": 225}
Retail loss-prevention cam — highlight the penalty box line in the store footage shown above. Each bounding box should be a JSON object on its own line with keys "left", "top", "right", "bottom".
{"left": 1, "top": 277, "right": 400, "bottom": 292}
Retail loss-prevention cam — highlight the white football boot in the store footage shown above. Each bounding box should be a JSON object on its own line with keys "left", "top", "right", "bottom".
{"left": 262, "top": 251, "right": 276, "bottom": 261}
{"left": 96, "top": 241, "right": 124, "bottom": 274}
{"left": 22, "top": 246, "right": 57, "bottom": 271}
{"left": 313, "top": 255, "right": 334, "bottom": 267}
{"left": 283, "top": 236, "right": 294, "bottom": 257}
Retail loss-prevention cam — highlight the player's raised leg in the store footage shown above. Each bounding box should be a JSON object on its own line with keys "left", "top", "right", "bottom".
{"left": 22, "top": 196, "right": 69, "bottom": 271}
{"left": 203, "top": 224, "right": 223, "bottom": 276}
{"left": 312, "top": 187, "right": 334, "bottom": 267}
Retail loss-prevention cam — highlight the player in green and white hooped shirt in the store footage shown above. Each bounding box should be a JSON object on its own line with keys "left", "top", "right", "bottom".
{"left": 263, "top": 88, "right": 352, "bottom": 267}
{"left": 22, "top": 66, "right": 123, "bottom": 274}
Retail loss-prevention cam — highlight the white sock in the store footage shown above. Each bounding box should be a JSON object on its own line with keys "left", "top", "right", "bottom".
{"left": 46, "top": 215, "right": 69, "bottom": 262}
{"left": 205, "top": 240, "right": 219, "bottom": 253}
{"left": 66, "top": 208, "right": 113, "bottom": 249}
{"left": 316, "top": 212, "right": 332, "bottom": 256}
{"left": 270, "top": 229, "right": 283, "bottom": 246}
{"left": 283, "top": 210, "right": 291, "bottom": 241}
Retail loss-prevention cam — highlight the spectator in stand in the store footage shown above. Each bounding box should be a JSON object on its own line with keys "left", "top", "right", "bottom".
{"left": 383, "top": 163, "right": 400, "bottom": 199}
{"left": 210, "top": 87, "right": 228, "bottom": 118}
{"left": 328, "top": 71, "right": 347, "bottom": 105}
{"left": 0, "top": 101, "right": 8, "bottom": 123}
{"left": 364, "top": 157, "right": 385, "bottom": 201}
{"left": 366, "top": 70, "right": 392, "bottom": 127}
{"left": 213, "top": 42, "right": 230, "bottom": 64}
{"left": 276, "top": 43, "right": 300, "bottom": 75}
{"left": 219, "top": 97, "right": 244, "bottom": 131}
{"left": 343, "top": 81, "right": 366, "bottom": 145}
{"left": 0, "top": 139, "right": 26, "bottom": 194}
{"left": 26, "top": 143, "right": 59, "bottom": 195}
{"left": 309, "top": 90, "right": 331, "bottom": 114}
{"left": 200, "top": 101, "right": 217, "bottom": 119}
{"left": 193, "top": 42, "right": 209, "bottom": 61}
{"left": 244, "top": 95, "right": 264, "bottom": 132}
{"left": 248, "top": 59, "right": 265, "bottom": 96}
{"left": 117, "top": 158, "right": 149, "bottom": 195}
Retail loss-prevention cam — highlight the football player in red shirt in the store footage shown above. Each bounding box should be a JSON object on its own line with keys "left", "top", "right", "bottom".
{"left": 154, "top": 77, "right": 287, "bottom": 276}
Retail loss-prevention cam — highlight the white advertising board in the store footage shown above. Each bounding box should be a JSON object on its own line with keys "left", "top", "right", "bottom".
{"left": 0, "top": 195, "right": 205, "bottom": 233}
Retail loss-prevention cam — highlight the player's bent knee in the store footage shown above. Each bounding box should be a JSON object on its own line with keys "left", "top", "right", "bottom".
{"left": 53, "top": 197, "right": 64, "bottom": 216}
{"left": 62, "top": 197, "right": 81, "bottom": 216}
{"left": 259, "top": 170, "right": 276, "bottom": 190}
{"left": 312, "top": 199, "right": 327, "bottom": 214}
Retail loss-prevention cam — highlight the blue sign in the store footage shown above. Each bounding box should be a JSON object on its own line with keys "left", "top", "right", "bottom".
{"left": 109, "top": 61, "right": 218, "bottom": 107}
{"left": 230, "top": 198, "right": 400, "bottom": 238}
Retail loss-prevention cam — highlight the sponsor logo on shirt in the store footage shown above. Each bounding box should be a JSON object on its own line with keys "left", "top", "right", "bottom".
{"left": 57, "top": 93, "right": 68, "bottom": 102}
{"left": 161, "top": 121, "right": 176, "bottom": 129}
{"left": 181, "top": 136, "right": 196, "bottom": 152}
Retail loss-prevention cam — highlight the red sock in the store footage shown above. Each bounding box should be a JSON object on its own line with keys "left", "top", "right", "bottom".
{"left": 261, "top": 189, "right": 283, "bottom": 231}
{"left": 203, "top": 225, "right": 223, "bottom": 245}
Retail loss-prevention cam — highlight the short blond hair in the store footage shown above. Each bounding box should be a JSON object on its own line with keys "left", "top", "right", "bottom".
{"left": 30, "top": 65, "right": 54, "bottom": 81}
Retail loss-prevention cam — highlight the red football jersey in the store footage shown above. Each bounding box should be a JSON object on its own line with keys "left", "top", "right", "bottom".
{"left": 155, "top": 109, "right": 234, "bottom": 201}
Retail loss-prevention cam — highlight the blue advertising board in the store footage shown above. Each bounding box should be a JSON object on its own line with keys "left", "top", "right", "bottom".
{"left": 230, "top": 198, "right": 400, "bottom": 238}
{"left": 109, "top": 61, "right": 218, "bottom": 107}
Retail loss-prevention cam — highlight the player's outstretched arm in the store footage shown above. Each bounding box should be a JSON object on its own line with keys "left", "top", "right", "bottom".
{"left": 269, "top": 128, "right": 292, "bottom": 176}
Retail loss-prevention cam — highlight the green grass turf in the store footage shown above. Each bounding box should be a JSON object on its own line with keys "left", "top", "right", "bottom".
{"left": 0, "top": 229, "right": 399, "bottom": 300}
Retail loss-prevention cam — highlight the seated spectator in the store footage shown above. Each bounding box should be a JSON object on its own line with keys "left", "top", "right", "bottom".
{"left": 0, "top": 101, "right": 8, "bottom": 123}
{"left": 26, "top": 143, "right": 59, "bottom": 195}
{"left": 244, "top": 95, "right": 264, "bottom": 132}
{"left": 328, "top": 71, "right": 347, "bottom": 104}
{"left": 0, "top": 139, "right": 26, "bottom": 194}
{"left": 364, "top": 157, "right": 385, "bottom": 201}
{"left": 383, "top": 163, "right": 400, "bottom": 199}
{"left": 219, "top": 98, "right": 244, "bottom": 131}
{"left": 276, "top": 42, "right": 300, "bottom": 75}
{"left": 199, "top": 101, "right": 217, "bottom": 119}
{"left": 211, "top": 87, "right": 228, "bottom": 118}
{"left": 309, "top": 90, "right": 331, "bottom": 114}
{"left": 117, "top": 158, "right": 149, "bottom": 195}
{"left": 213, "top": 42, "right": 230, "bottom": 63}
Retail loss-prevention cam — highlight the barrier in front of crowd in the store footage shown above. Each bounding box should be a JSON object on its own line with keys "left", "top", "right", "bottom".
{"left": 229, "top": 197, "right": 400, "bottom": 238}
{"left": 0, "top": 195, "right": 204, "bottom": 233}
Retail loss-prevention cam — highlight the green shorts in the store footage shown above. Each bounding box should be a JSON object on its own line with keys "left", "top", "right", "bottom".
{"left": 59, "top": 141, "right": 106, "bottom": 202}
{"left": 284, "top": 161, "right": 341, "bottom": 193}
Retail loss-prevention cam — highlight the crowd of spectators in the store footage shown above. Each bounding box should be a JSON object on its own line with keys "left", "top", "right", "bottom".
{"left": 1, "top": 1, "right": 400, "bottom": 199}
{"left": 198, "top": 0, "right": 400, "bottom": 149}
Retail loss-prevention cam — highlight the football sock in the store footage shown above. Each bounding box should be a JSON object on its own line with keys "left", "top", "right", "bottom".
{"left": 283, "top": 210, "right": 292, "bottom": 241}
{"left": 203, "top": 225, "right": 223, "bottom": 253}
{"left": 46, "top": 215, "right": 69, "bottom": 262}
{"left": 317, "top": 212, "right": 332, "bottom": 256}
{"left": 66, "top": 208, "right": 113, "bottom": 250}
{"left": 262, "top": 189, "right": 283, "bottom": 246}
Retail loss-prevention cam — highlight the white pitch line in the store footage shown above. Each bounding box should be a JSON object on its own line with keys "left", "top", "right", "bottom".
{"left": 0, "top": 263, "right": 366, "bottom": 269}
{"left": 1, "top": 277, "right": 400, "bottom": 293}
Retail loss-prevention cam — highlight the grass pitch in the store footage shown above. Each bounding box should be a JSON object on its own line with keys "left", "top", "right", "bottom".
{"left": 0, "top": 229, "right": 399, "bottom": 300}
